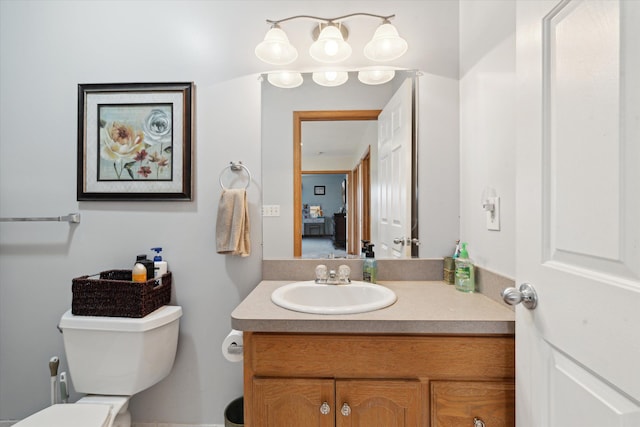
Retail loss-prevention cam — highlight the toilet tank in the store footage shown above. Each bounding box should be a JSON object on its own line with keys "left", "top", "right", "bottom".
{"left": 58, "top": 305, "right": 182, "bottom": 396}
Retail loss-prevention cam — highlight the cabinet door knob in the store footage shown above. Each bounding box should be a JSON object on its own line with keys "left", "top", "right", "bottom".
{"left": 341, "top": 402, "right": 352, "bottom": 416}
{"left": 474, "top": 417, "right": 486, "bottom": 427}
{"left": 320, "top": 402, "right": 330, "bottom": 415}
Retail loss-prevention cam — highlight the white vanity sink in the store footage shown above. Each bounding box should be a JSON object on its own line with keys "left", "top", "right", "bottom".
{"left": 271, "top": 281, "right": 397, "bottom": 315}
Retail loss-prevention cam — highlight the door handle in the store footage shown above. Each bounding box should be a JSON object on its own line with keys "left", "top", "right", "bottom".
{"left": 393, "top": 237, "right": 420, "bottom": 246}
{"left": 501, "top": 283, "right": 538, "bottom": 309}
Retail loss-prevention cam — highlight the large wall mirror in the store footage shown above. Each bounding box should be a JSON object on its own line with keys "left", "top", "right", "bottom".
{"left": 262, "top": 71, "right": 419, "bottom": 259}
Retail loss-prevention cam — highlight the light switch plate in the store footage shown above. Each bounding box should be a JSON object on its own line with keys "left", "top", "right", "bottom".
{"left": 262, "top": 205, "right": 280, "bottom": 217}
{"left": 486, "top": 197, "right": 500, "bottom": 231}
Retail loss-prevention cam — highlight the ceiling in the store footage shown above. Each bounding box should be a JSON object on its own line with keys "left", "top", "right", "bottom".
{"left": 302, "top": 120, "right": 376, "bottom": 159}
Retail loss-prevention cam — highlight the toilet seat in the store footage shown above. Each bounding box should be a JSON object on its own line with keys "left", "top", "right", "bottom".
{"left": 13, "top": 403, "right": 112, "bottom": 427}
{"left": 15, "top": 396, "right": 129, "bottom": 427}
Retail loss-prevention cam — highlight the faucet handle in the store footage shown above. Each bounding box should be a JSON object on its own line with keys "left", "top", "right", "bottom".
{"left": 315, "top": 264, "right": 328, "bottom": 283}
{"left": 338, "top": 265, "right": 351, "bottom": 283}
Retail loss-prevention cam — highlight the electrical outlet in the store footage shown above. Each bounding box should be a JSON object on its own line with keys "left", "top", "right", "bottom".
{"left": 262, "top": 205, "right": 280, "bottom": 217}
{"left": 486, "top": 197, "right": 500, "bottom": 231}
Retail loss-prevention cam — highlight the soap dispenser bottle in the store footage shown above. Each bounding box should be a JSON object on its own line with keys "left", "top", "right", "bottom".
{"left": 360, "top": 240, "right": 370, "bottom": 259}
{"left": 363, "top": 244, "right": 377, "bottom": 283}
{"left": 454, "top": 242, "right": 475, "bottom": 292}
{"left": 151, "top": 247, "right": 168, "bottom": 278}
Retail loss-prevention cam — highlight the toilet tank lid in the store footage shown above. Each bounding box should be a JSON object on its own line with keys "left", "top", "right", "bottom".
{"left": 59, "top": 305, "right": 182, "bottom": 332}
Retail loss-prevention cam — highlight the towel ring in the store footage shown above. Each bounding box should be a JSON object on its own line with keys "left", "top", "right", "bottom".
{"left": 219, "top": 162, "right": 251, "bottom": 190}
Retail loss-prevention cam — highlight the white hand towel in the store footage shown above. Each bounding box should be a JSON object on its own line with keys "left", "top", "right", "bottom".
{"left": 216, "top": 189, "right": 250, "bottom": 256}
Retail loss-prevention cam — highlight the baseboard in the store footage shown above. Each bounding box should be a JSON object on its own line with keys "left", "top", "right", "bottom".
{"left": 2, "top": 421, "right": 223, "bottom": 427}
{"left": 133, "top": 424, "right": 224, "bottom": 427}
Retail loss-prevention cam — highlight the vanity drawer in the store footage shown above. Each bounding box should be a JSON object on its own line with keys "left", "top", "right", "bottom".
{"left": 246, "top": 333, "right": 515, "bottom": 380}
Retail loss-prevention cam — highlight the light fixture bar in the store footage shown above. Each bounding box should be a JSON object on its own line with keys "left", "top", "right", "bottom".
{"left": 256, "top": 11, "right": 409, "bottom": 80}
{"left": 266, "top": 13, "right": 396, "bottom": 26}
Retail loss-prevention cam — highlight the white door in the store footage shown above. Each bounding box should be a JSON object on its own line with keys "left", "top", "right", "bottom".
{"left": 515, "top": 0, "right": 640, "bottom": 425}
{"left": 377, "top": 78, "right": 413, "bottom": 258}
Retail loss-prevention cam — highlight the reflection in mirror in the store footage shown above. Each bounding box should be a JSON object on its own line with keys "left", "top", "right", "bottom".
{"left": 295, "top": 110, "right": 378, "bottom": 258}
{"left": 261, "top": 71, "right": 418, "bottom": 259}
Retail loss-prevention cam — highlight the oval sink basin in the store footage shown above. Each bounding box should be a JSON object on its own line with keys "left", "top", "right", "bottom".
{"left": 271, "top": 281, "right": 397, "bottom": 315}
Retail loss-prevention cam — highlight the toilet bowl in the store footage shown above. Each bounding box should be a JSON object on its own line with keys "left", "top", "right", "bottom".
{"left": 15, "top": 305, "right": 182, "bottom": 427}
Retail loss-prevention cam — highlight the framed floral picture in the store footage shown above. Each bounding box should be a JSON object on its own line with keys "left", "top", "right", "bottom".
{"left": 77, "top": 82, "right": 193, "bottom": 201}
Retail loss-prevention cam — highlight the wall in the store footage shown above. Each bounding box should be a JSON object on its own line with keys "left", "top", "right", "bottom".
{"left": 459, "top": 0, "right": 516, "bottom": 278}
{"left": 0, "top": 1, "right": 263, "bottom": 424}
{"left": 0, "top": 0, "right": 460, "bottom": 424}
{"left": 302, "top": 174, "right": 345, "bottom": 220}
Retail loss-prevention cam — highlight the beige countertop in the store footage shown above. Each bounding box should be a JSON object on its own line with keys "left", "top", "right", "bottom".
{"left": 231, "top": 280, "right": 515, "bottom": 335}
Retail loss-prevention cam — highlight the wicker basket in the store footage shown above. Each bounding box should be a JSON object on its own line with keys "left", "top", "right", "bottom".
{"left": 72, "top": 270, "right": 171, "bottom": 318}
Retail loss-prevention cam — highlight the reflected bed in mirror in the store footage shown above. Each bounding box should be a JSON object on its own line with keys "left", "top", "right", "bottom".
{"left": 262, "top": 71, "right": 418, "bottom": 259}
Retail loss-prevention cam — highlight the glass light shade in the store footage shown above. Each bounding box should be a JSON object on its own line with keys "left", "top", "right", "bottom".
{"left": 309, "top": 25, "right": 352, "bottom": 63}
{"left": 267, "top": 71, "right": 303, "bottom": 88}
{"left": 364, "top": 23, "right": 408, "bottom": 62}
{"left": 255, "top": 27, "right": 298, "bottom": 65}
{"left": 312, "top": 70, "right": 348, "bottom": 87}
{"left": 358, "top": 68, "right": 395, "bottom": 85}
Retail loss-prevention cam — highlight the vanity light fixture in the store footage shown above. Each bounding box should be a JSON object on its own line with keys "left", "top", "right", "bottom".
{"left": 256, "top": 13, "right": 407, "bottom": 66}
{"left": 312, "top": 70, "right": 349, "bottom": 87}
{"left": 267, "top": 71, "right": 304, "bottom": 88}
{"left": 358, "top": 67, "right": 396, "bottom": 85}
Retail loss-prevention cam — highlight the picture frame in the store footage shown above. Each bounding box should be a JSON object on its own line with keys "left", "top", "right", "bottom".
{"left": 77, "top": 82, "right": 193, "bottom": 201}
{"left": 314, "top": 185, "right": 325, "bottom": 195}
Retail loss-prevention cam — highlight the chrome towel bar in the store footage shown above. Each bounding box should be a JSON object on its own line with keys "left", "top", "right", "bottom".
{"left": 0, "top": 213, "right": 81, "bottom": 224}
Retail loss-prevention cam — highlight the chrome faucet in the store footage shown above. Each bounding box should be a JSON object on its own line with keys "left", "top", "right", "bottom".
{"left": 328, "top": 269, "right": 337, "bottom": 282}
{"left": 315, "top": 264, "right": 351, "bottom": 285}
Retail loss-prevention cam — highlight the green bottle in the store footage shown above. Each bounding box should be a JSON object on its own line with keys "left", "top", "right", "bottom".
{"left": 454, "top": 242, "right": 475, "bottom": 292}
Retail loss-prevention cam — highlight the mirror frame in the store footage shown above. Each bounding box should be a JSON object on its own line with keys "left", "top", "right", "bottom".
{"left": 293, "top": 110, "right": 381, "bottom": 257}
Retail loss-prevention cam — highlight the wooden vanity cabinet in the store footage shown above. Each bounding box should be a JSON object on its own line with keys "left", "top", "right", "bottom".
{"left": 243, "top": 332, "right": 515, "bottom": 427}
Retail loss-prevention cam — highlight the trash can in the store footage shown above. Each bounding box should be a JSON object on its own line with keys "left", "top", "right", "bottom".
{"left": 225, "top": 396, "right": 244, "bottom": 427}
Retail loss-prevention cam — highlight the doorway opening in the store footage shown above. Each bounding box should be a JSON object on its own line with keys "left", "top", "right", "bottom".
{"left": 301, "top": 172, "right": 348, "bottom": 258}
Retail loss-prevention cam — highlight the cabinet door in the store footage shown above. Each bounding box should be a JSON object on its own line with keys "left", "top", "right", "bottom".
{"left": 253, "top": 378, "right": 334, "bottom": 427}
{"left": 336, "top": 379, "right": 422, "bottom": 427}
{"left": 431, "top": 381, "right": 515, "bottom": 427}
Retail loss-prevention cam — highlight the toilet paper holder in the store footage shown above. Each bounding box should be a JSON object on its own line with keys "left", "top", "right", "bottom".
{"left": 227, "top": 343, "right": 243, "bottom": 355}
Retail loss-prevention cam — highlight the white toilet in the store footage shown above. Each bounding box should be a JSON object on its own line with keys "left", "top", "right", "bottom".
{"left": 15, "top": 305, "right": 182, "bottom": 427}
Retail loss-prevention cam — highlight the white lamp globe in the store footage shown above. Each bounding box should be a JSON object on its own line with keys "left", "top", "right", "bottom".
{"left": 309, "top": 25, "right": 352, "bottom": 63}
{"left": 255, "top": 27, "right": 298, "bottom": 65}
{"left": 364, "top": 23, "right": 408, "bottom": 62}
{"left": 267, "top": 71, "right": 304, "bottom": 88}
